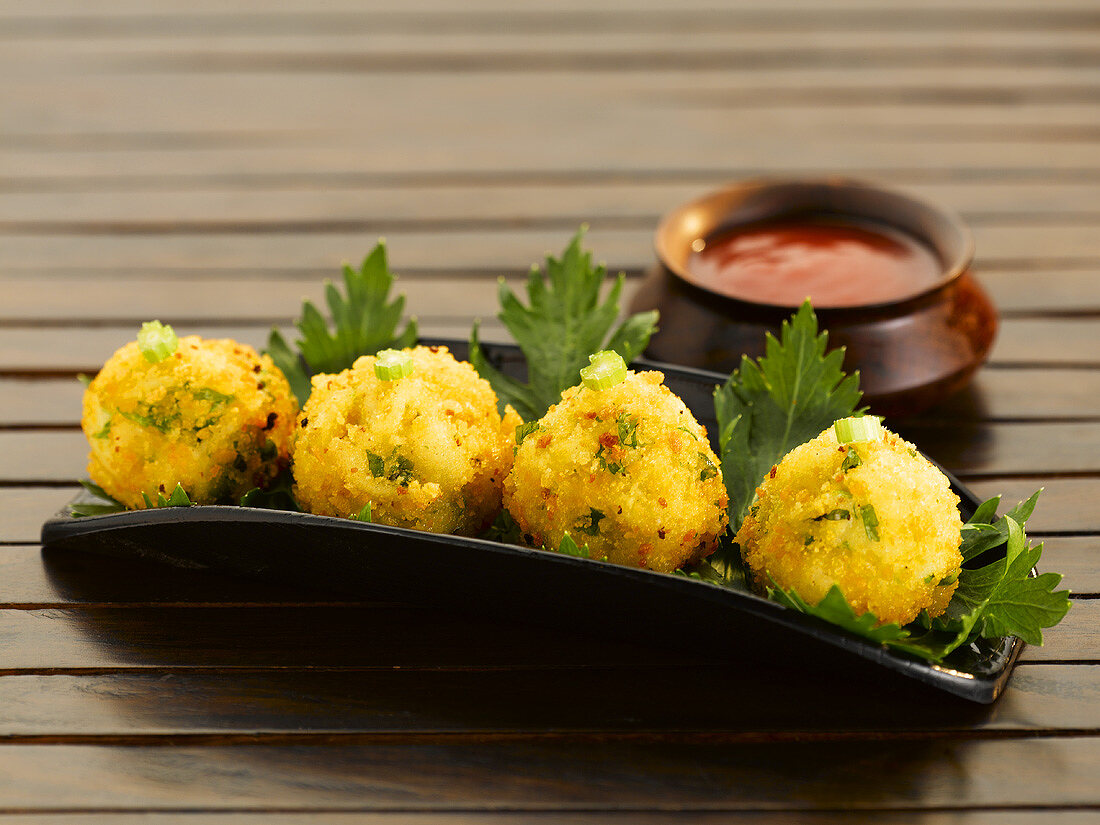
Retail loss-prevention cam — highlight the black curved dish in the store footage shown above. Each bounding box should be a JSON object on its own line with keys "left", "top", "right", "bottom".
{"left": 41, "top": 341, "right": 1021, "bottom": 704}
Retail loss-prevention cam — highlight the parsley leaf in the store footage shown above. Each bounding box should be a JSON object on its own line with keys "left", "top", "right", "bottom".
{"left": 141, "top": 483, "right": 194, "bottom": 509}
{"left": 469, "top": 227, "right": 659, "bottom": 421}
{"left": 714, "top": 300, "right": 862, "bottom": 532}
{"left": 770, "top": 582, "right": 914, "bottom": 645}
{"left": 266, "top": 241, "right": 418, "bottom": 405}
{"left": 69, "top": 479, "right": 127, "bottom": 517}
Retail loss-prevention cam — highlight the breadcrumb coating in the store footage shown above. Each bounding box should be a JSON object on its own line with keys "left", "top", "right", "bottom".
{"left": 292, "top": 345, "right": 518, "bottom": 535}
{"left": 736, "top": 423, "right": 963, "bottom": 626}
{"left": 504, "top": 370, "right": 729, "bottom": 573}
{"left": 82, "top": 336, "right": 297, "bottom": 509}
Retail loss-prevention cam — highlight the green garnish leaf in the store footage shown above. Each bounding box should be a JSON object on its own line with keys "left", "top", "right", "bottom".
{"left": 770, "top": 582, "right": 914, "bottom": 645}
{"left": 366, "top": 452, "right": 385, "bottom": 478}
{"left": 514, "top": 420, "right": 540, "bottom": 447}
{"left": 141, "top": 483, "right": 194, "bottom": 509}
{"left": 556, "top": 532, "right": 590, "bottom": 559}
{"left": 714, "top": 300, "right": 862, "bottom": 533}
{"left": 469, "top": 227, "right": 658, "bottom": 421}
{"left": 374, "top": 348, "right": 414, "bottom": 381}
{"left": 137, "top": 321, "right": 178, "bottom": 363}
{"left": 239, "top": 470, "right": 299, "bottom": 511}
{"left": 69, "top": 479, "right": 127, "bottom": 517}
{"left": 580, "top": 350, "right": 627, "bottom": 391}
{"left": 351, "top": 502, "right": 373, "bottom": 522}
{"left": 266, "top": 241, "right": 418, "bottom": 405}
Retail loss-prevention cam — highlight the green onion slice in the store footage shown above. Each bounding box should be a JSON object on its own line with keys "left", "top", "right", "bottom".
{"left": 137, "top": 321, "right": 178, "bottom": 363}
{"left": 374, "top": 349, "right": 414, "bottom": 381}
{"left": 580, "top": 350, "right": 627, "bottom": 391}
{"left": 834, "top": 415, "right": 883, "bottom": 444}
{"left": 860, "top": 504, "right": 880, "bottom": 542}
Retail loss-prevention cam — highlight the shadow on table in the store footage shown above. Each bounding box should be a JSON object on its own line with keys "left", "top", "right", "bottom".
{"left": 40, "top": 545, "right": 1000, "bottom": 739}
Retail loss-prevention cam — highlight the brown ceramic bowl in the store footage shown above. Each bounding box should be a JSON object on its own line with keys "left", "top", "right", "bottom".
{"left": 629, "top": 177, "right": 998, "bottom": 417}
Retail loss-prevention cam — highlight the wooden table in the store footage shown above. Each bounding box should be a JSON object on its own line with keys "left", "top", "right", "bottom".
{"left": 2, "top": 0, "right": 1098, "bottom": 820}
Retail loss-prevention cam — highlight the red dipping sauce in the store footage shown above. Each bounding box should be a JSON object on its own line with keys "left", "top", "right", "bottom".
{"left": 687, "top": 216, "right": 942, "bottom": 308}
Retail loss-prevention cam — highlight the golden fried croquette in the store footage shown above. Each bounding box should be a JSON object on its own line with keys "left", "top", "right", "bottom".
{"left": 735, "top": 420, "right": 963, "bottom": 626}
{"left": 82, "top": 329, "right": 297, "bottom": 509}
{"left": 504, "top": 369, "right": 729, "bottom": 573}
{"left": 291, "top": 345, "right": 519, "bottom": 535}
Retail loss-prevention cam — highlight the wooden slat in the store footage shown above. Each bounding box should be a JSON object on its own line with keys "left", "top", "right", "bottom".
{"left": 0, "top": 815, "right": 1091, "bottom": 825}
{"left": 4, "top": 0, "right": 1098, "bottom": 17}
{"left": 1, "top": 738, "right": 1100, "bottom": 811}
{"left": 4, "top": 134, "right": 1100, "bottom": 180}
{"left": 966, "top": 478, "right": 1100, "bottom": 533}
{"left": 3, "top": 268, "right": 1098, "bottom": 324}
{"left": 0, "top": 182, "right": 1096, "bottom": 223}
{"left": 0, "top": 606, "right": 710, "bottom": 671}
{"left": 0, "top": 599, "right": 1089, "bottom": 671}
{"left": 0, "top": 323, "right": 499, "bottom": 374}
{"left": 0, "top": 664, "right": 1096, "bottom": 738}
{"left": 0, "top": 226, "right": 1097, "bottom": 277}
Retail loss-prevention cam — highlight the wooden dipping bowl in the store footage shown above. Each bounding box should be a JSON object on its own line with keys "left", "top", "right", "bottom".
{"left": 630, "top": 178, "right": 999, "bottom": 417}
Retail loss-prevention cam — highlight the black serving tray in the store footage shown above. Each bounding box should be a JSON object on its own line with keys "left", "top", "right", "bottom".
{"left": 41, "top": 341, "right": 1022, "bottom": 704}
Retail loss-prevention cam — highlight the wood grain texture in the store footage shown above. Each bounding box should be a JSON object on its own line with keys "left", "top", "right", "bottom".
{"left": 0, "top": 599, "right": 1090, "bottom": 672}
{"left": 1, "top": 738, "right": 1100, "bottom": 811}
{"left": 2, "top": 0, "right": 1097, "bottom": 815}
{"left": 0, "top": 663, "right": 1096, "bottom": 739}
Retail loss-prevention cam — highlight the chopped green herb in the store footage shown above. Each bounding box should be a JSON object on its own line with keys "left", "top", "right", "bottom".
{"left": 387, "top": 454, "right": 415, "bottom": 485}
{"left": 698, "top": 452, "right": 718, "bottom": 482}
{"left": 576, "top": 508, "right": 605, "bottom": 536}
{"left": 841, "top": 448, "right": 862, "bottom": 472}
{"left": 860, "top": 504, "right": 880, "bottom": 541}
{"left": 366, "top": 452, "right": 385, "bottom": 478}
{"left": 192, "top": 387, "right": 234, "bottom": 406}
{"left": 468, "top": 227, "right": 658, "bottom": 421}
{"left": 595, "top": 445, "right": 624, "bottom": 475}
{"left": 616, "top": 413, "right": 640, "bottom": 448}
{"left": 352, "top": 502, "right": 373, "bottom": 522}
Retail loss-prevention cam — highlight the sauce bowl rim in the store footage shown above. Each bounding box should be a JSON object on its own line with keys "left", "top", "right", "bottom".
{"left": 654, "top": 176, "right": 976, "bottom": 312}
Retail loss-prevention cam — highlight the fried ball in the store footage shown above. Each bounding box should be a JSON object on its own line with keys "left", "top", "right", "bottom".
{"left": 735, "top": 423, "right": 963, "bottom": 626}
{"left": 291, "top": 345, "right": 519, "bottom": 535}
{"left": 504, "top": 370, "right": 729, "bottom": 573}
{"left": 82, "top": 334, "right": 297, "bottom": 509}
